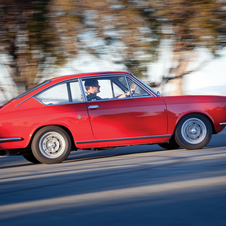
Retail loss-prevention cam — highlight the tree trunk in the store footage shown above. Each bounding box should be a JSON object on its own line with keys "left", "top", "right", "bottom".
{"left": 167, "top": 48, "right": 195, "bottom": 96}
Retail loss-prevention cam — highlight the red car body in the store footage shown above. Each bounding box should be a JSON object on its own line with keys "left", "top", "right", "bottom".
{"left": 0, "top": 71, "right": 225, "bottom": 164}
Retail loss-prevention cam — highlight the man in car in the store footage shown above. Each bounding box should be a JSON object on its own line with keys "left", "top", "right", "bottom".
{"left": 84, "top": 79, "right": 102, "bottom": 101}
{"left": 84, "top": 78, "right": 135, "bottom": 101}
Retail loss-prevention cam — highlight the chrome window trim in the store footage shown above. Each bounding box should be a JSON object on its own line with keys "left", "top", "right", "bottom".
{"left": 80, "top": 74, "right": 154, "bottom": 103}
{"left": 126, "top": 77, "right": 153, "bottom": 98}
{"left": 79, "top": 78, "right": 87, "bottom": 102}
{"left": 67, "top": 82, "right": 73, "bottom": 102}
{"left": 110, "top": 80, "right": 115, "bottom": 98}
{"left": 132, "top": 76, "right": 159, "bottom": 97}
{"left": 16, "top": 97, "right": 33, "bottom": 107}
{"left": 125, "top": 76, "right": 131, "bottom": 96}
{"left": 33, "top": 99, "right": 86, "bottom": 106}
{"left": 76, "top": 94, "right": 153, "bottom": 104}
{"left": 22, "top": 73, "right": 157, "bottom": 106}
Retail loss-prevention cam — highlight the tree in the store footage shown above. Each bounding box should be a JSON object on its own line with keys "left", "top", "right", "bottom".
{"left": 0, "top": 0, "right": 158, "bottom": 95}
{"left": 50, "top": 0, "right": 158, "bottom": 78}
{"left": 1, "top": 0, "right": 225, "bottom": 97}
{"left": 146, "top": 0, "right": 226, "bottom": 95}
{"left": 0, "top": 0, "right": 63, "bottom": 90}
{"left": 54, "top": 0, "right": 226, "bottom": 94}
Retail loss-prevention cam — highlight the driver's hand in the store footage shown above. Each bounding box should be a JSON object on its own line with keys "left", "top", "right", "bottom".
{"left": 130, "top": 88, "right": 135, "bottom": 94}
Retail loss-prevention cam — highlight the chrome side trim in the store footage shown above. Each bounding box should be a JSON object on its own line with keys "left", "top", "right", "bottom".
{"left": 76, "top": 134, "right": 171, "bottom": 144}
{"left": 0, "top": 138, "right": 22, "bottom": 143}
{"left": 16, "top": 81, "right": 52, "bottom": 107}
{"left": 220, "top": 122, "right": 226, "bottom": 126}
{"left": 16, "top": 97, "right": 32, "bottom": 107}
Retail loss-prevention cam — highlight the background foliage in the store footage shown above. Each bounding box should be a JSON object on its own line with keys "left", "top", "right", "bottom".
{"left": 0, "top": 0, "right": 226, "bottom": 95}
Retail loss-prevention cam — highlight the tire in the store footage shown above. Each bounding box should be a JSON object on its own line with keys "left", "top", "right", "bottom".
{"left": 174, "top": 114, "right": 212, "bottom": 150}
{"left": 31, "top": 126, "right": 71, "bottom": 164}
{"left": 23, "top": 152, "right": 40, "bottom": 163}
{"left": 158, "top": 136, "right": 180, "bottom": 150}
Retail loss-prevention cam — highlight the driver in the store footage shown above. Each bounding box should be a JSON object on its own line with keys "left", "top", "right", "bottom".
{"left": 84, "top": 79, "right": 135, "bottom": 101}
{"left": 84, "top": 79, "right": 102, "bottom": 101}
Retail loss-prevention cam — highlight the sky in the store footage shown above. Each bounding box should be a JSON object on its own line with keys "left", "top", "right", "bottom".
{"left": 184, "top": 49, "right": 226, "bottom": 95}
{"left": 148, "top": 44, "right": 226, "bottom": 96}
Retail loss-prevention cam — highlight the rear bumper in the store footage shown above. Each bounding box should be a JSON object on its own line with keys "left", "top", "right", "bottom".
{"left": 220, "top": 122, "right": 226, "bottom": 126}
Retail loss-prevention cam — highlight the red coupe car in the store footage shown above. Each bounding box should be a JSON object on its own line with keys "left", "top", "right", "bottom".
{"left": 0, "top": 71, "right": 225, "bottom": 164}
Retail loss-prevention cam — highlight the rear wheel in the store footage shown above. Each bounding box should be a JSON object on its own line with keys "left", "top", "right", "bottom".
{"left": 175, "top": 114, "right": 212, "bottom": 150}
{"left": 23, "top": 152, "right": 40, "bottom": 163}
{"left": 31, "top": 126, "right": 71, "bottom": 164}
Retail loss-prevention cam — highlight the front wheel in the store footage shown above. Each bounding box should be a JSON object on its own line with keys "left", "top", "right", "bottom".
{"left": 31, "top": 126, "right": 71, "bottom": 164}
{"left": 158, "top": 136, "right": 180, "bottom": 150}
{"left": 175, "top": 114, "right": 212, "bottom": 150}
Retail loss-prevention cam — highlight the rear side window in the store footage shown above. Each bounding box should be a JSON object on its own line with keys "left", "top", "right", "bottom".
{"left": 36, "top": 83, "right": 69, "bottom": 105}
{"left": 35, "top": 80, "right": 83, "bottom": 105}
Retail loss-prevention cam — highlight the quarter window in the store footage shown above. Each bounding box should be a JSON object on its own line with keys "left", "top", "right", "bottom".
{"left": 36, "top": 83, "right": 69, "bottom": 105}
{"left": 127, "top": 78, "right": 150, "bottom": 97}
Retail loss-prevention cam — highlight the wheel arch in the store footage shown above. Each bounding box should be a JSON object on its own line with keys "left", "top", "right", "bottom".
{"left": 27, "top": 124, "right": 77, "bottom": 151}
{"left": 175, "top": 112, "right": 216, "bottom": 135}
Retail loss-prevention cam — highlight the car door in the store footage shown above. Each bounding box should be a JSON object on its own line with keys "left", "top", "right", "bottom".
{"left": 82, "top": 75, "right": 168, "bottom": 140}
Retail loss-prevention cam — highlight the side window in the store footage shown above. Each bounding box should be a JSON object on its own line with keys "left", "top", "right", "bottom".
{"left": 112, "top": 83, "right": 125, "bottom": 97}
{"left": 82, "top": 76, "right": 129, "bottom": 101}
{"left": 97, "top": 79, "right": 114, "bottom": 99}
{"left": 70, "top": 81, "right": 83, "bottom": 102}
{"left": 127, "top": 78, "right": 150, "bottom": 97}
{"left": 112, "top": 76, "right": 128, "bottom": 97}
{"left": 35, "top": 83, "right": 69, "bottom": 105}
{"left": 82, "top": 78, "right": 114, "bottom": 101}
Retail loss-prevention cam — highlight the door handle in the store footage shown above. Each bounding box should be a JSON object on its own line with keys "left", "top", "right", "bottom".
{"left": 88, "top": 105, "right": 99, "bottom": 109}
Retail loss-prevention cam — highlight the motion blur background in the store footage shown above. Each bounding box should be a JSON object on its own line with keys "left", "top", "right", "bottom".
{"left": 0, "top": 0, "right": 226, "bottom": 103}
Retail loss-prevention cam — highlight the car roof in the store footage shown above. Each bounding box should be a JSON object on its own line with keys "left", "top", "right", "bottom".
{"left": 50, "top": 71, "right": 132, "bottom": 83}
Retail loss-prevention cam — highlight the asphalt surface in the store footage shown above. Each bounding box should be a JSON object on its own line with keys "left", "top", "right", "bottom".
{"left": 0, "top": 129, "right": 226, "bottom": 226}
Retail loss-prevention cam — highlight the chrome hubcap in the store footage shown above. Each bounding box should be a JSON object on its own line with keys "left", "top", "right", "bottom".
{"left": 39, "top": 132, "right": 66, "bottom": 158}
{"left": 181, "top": 118, "right": 207, "bottom": 144}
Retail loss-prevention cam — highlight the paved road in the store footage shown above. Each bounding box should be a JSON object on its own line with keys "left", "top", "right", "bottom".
{"left": 0, "top": 129, "right": 226, "bottom": 226}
